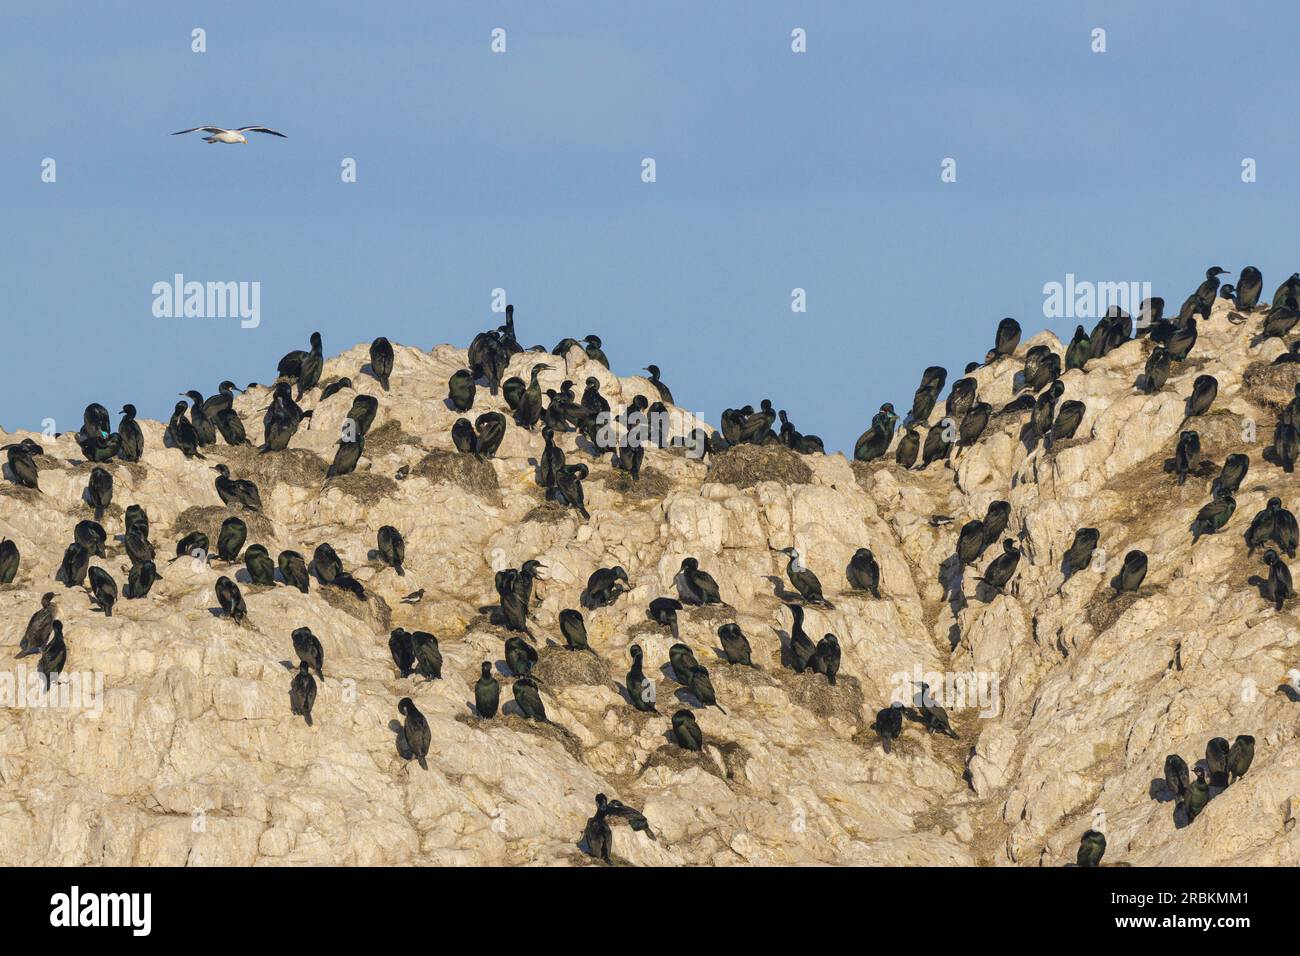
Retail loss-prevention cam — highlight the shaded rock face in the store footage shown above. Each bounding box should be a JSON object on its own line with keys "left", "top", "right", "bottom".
{"left": 0, "top": 300, "right": 1297, "bottom": 867}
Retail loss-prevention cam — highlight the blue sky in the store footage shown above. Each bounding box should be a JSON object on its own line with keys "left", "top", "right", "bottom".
{"left": 3, "top": 1, "right": 1298, "bottom": 451}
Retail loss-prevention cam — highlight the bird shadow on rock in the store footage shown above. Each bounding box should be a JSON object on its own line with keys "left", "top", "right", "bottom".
{"left": 1147, "top": 778, "right": 1178, "bottom": 803}
{"left": 764, "top": 576, "right": 803, "bottom": 604}
{"left": 388, "top": 720, "right": 414, "bottom": 761}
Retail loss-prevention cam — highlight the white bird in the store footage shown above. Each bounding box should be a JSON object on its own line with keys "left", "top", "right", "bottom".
{"left": 172, "top": 126, "right": 286, "bottom": 144}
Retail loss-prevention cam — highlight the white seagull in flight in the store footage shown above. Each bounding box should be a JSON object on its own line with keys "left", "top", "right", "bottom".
{"left": 172, "top": 126, "right": 287, "bottom": 144}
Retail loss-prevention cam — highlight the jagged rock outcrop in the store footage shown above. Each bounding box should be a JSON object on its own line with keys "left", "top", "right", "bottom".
{"left": 0, "top": 302, "right": 1297, "bottom": 866}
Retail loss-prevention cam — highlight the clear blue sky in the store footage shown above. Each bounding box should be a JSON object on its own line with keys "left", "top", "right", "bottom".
{"left": 3, "top": 1, "right": 1297, "bottom": 452}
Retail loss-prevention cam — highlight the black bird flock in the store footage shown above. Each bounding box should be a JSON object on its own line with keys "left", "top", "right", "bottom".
{"left": 1, "top": 267, "right": 1294, "bottom": 866}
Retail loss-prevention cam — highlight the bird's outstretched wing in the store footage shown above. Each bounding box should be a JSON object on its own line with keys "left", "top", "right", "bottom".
{"left": 173, "top": 127, "right": 226, "bottom": 135}
{"left": 236, "top": 127, "right": 287, "bottom": 137}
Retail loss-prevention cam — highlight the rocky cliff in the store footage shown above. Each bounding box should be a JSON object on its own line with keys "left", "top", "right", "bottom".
{"left": 1, "top": 300, "right": 1297, "bottom": 866}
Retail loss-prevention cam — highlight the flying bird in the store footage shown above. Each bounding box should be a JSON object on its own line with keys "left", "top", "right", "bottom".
{"left": 172, "top": 126, "right": 287, "bottom": 144}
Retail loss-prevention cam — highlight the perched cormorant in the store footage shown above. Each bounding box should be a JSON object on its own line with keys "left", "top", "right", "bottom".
{"left": 278, "top": 331, "right": 324, "bottom": 399}
{"left": 1206, "top": 736, "right": 1230, "bottom": 788}
{"left": 244, "top": 544, "right": 275, "bottom": 586}
{"left": 215, "top": 575, "right": 247, "bottom": 622}
{"left": 217, "top": 517, "right": 247, "bottom": 562}
{"left": 278, "top": 550, "right": 309, "bottom": 593}
{"left": 981, "top": 503, "right": 1012, "bottom": 553}
{"left": 854, "top": 404, "right": 897, "bottom": 463}
{"left": 717, "top": 623, "right": 752, "bottom": 666}
{"left": 448, "top": 369, "right": 477, "bottom": 412}
{"left": 676, "top": 557, "right": 721, "bottom": 605}
{"left": 213, "top": 464, "right": 262, "bottom": 511}
{"left": 475, "top": 411, "right": 507, "bottom": 458}
{"left": 1164, "top": 754, "right": 1189, "bottom": 803}
{"left": 1173, "top": 430, "right": 1202, "bottom": 486}
{"left": 474, "top": 662, "right": 500, "bottom": 718}
{"left": 687, "top": 665, "right": 725, "bottom": 712}
{"left": 1184, "top": 767, "right": 1209, "bottom": 823}
{"left": 512, "top": 676, "right": 548, "bottom": 722}
{"left": 991, "top": 317, "right": 1021, "bottom": 360}
{"left": 583, "top": 566, "right": 629, "bottom": 609}
{"left": 86, "top": 467, "right": 112, "bottom": 522}
{"left": 1215, "top": 453, "right": 1249, "bottom": 496}
{"left": 369, "top": 336, "right": 394, "bottom": 390}
{"left": 643, "top": 365, "right": 673, "bottom": 405}
{"left": 558, "top": 609, "right": 590, "bottom": 652}
{"left": 18, "top": 592, "right": 56, "bottom": 655}
{"left": 398, "top": 697, "right": 430, "bottom": 768}
{"left": 1065, "top": 325, "right": 1091, "bottom": 371}
{"left": 958, "top": 402, "right": 991, "bottom": 447}
{"left": 601, "top": 794, "right": 657, "bottom": 841}
{"left": 553, "top": 463, "right": 591, "bottom": 520}
{"left": 918, "top": 683, "right": 958, "bottom": 738}
{"left": 1262, "top": 307, "right": 1300, "bottom": 341}
{"left": 327, "top": 436, "right": 364, "bottom": 478}
{"left": 1264, "top": 550, "right": 1292, "bottom": 612}
{"left": 504, "top": 635, "right": 537, "bottom": 677}
{"left": 117, "top": 405, "right": 144, "bottom": 462}
{"left": 1114, "top": 550, "right": 1148, "bottom": 595}
{"left": 921, "top": 421, "right": 952, "bottom": 467}
{"left": 515, "top": 363, "right": 553, "bottom": 430}
{"left": 166, "top": 400, "right": 204, "bottom": 459}
{"left": 810, "top": 634, "right": 841, "bottom": 685}
{"left": 451, "top": 417, "right": 479, "bottom": 456}
{"left": 583, "top": 798, "right": 613, "bottom": 864}
{"left": 1063, "top": 528, "right": 1099, "bottom": 581}
{"left": 76, "top": 520, "right": 108, "bottom": 557}
{"left": 978, "top": 539, "right": 1021, "bottom": 594}
{"left": 1076, "top": 830, "right": 1106, "bottom": 868}
{"left": 668, "top": 642, "right": 701, "bottom": 685}
{"left": 1186, "top": 375, "right": 1218, "bottom": 418}
{"left": 1050, "top": 400, "right": 1085, "bottom": 442}
{"left": 847, "top": 548, "right": 881, "bottom": 597}
{"left": 0, "top": 539, "right": 18, "bottom": 584}
{"left": 1227, "top": 735, "right": 1254, "bottom": 783}
{"left": 1234, "top": 266, "right": 1262, "bottom": 310}
{"left": 388, "top": 628, "right": 415, "bottom": 678}
{"left": 292, "top": 627, "right": 325, "bottom": 680}
{"left": 626, "top": 644, "right": 656, "bottom": 712}
{"left": 947, "top": 377, "right": 977, "bottom": 420}
{"left": 957, "top": 519, "right": 986, "bottom": 567}
{"left": 1275, "top": 422, "right": 1300, "bottom": 473}
{"left": 894, "top": 426, "right": 920, "bottom": 469}
{"left": 1143, "top": 347, "right": 1171, "bottom": 394}
{"left": 4, "top": 443, "right": 39, "bottom": 490}
{"left": 411, "top": 631, "right": 442, "bottom": 680}
{"left": 785, "top": 603, "right": 817, "bottom": 674}
{"left": 58, "top": 542, "right": 90, "bottom": 588}
{"left": 124, "top": 504, "right": 149, "bottom": 540}
{"left": 875, "top": 702, "right": 903, "bottom": 753}
{"left": 776, "top": 547, "right": 831, "bottom": 606}
{"left": 671, "top": 708, "right": 702, "bottom": 751}
{"left": 649, "top": 597, "right": 684, "bottom": 641}
{"left": 1192, "top": 493, "right": 1235, "bottom": 542}
{"left": 377, "top": 525, "right": 405, "bottom": 576}
{"left": 289, "top": 662, "right": 317, "bottom": 726}
{"left": 38, "top": 621, "right": 67, "bottom": 691}
{"left": 1165, "top": 317, "right": 1198, "bottom": 362}
{"left": 182, "top": 390, "right": 216, "bottom": 446}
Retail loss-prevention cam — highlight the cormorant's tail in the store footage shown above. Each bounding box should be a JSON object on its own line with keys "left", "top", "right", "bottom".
{"left": 881, "top": 735, "right": 891, "bottom": 754}
{"left": 714, "top": 702, "right": 727, "bottom": 715}
{"left": 669, "top": 617, "right": 679, "bottom": 642}
{"left": 417, "top": 755, "right": 428, "bottom": 770}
